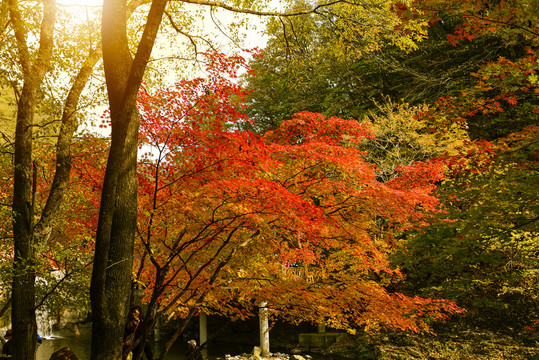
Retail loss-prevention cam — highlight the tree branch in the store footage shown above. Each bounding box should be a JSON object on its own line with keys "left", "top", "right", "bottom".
{"left": 177, "top": 0, "right": 349, "bottom": 17}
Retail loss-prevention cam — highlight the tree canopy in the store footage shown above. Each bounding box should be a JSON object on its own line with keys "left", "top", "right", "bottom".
{"left": 0, "top": 0, "right": 537, "bottom": 359}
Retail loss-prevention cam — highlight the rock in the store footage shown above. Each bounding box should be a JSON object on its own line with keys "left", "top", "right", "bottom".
{"left": 252, "top": 346, "right": 261, "bottom": 360}
{"left": 273, "top": 352, "right": 290, "bottom": 359}
{"left": 49, "top": 347, "right": 79, "bottom": 360}
{"left": 219, "top": 351, "right": 310, "bottom": 360}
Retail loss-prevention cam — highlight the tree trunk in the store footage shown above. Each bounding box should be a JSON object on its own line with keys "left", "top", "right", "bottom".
{"left": 34, "top": 47, "right": 102, "bottom": 243}
{"left": 12, "top": 84, "right": 38, "bottom": 360}
{"left": 90, "top": 1, "right": 138, "bottom": 358}
{"left": 8, "top": 0, "right": 56, "bottom": 358}
{"left": 89, "top": 109, "right": 139, "bottom": 360}
{"left": 90, "top": 0, "right": 168, "bottom": 358}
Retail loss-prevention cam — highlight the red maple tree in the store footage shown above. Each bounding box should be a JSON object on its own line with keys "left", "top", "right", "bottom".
{"left": 129, "top": 52, "right": 462, "bottom": 359}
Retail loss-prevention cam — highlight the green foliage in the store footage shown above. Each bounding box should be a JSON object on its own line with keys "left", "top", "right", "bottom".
{"left": 241, "top": 9, "right": 534, "bottom": 140}
{"left": 240, "top": 21, "right": 472, "bottom": 129}
{"left": 386, "top": 0, "right": 539, "bottom": 333}
{"left": 394, "top": 127, "right": 539, "bottom": 330}
{"left": 239, "top": 0, "right": 431, "bottom": 133}
{"left": 372, "top": 330, "right": 538, "bottom": 359}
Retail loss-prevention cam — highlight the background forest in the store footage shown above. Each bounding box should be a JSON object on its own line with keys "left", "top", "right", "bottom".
{"left": 0, "top": 0, "right": 537, "bottom": 359}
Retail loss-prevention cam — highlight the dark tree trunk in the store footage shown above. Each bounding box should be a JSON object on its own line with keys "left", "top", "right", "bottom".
{"left": 90, "top": 0, "right": 168, "bottom": 359}
{"left": 12, "top": 84, "right": 38, "bottom": 360}
{"left": 8, "top": 0, "right": 56, "bottom": 358}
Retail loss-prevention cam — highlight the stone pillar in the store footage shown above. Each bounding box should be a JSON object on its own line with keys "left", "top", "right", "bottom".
{"left": 199, "top": 312, "right": 208, "bottom": 359}
{"left": 259, "top": 302, "right": 270, "bottom": 356}
{"left": 317, "top": 323, "right": 326, "bottom": 333}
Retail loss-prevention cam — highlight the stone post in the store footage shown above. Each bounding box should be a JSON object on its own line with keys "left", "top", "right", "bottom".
{"left": 199, "top": 312, "right": 208, "bottom": 359}
{"left": 259, "top": 302, "right": 270, "bottom": 356}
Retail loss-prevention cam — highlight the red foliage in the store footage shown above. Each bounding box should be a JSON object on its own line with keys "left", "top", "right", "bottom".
{"left": 131, "top": 52, "right": 462, "bottom": 332}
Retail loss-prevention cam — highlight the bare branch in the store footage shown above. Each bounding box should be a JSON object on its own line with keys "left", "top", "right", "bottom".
{"left": 164, "top": 9, "right": 219, "bottom": 53}
{"left": 177, "top": 0, "right": 350, "bottom": 17}
{"left": 210, "top": 6, "right": 241, "bottom": 49}
{"left": 34, "top": 260, "right": 93, "bottom": 310}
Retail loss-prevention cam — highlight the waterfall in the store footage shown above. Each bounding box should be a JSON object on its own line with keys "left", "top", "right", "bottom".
{"left": 36, "top": 309, "right": 54, "bottom": 338}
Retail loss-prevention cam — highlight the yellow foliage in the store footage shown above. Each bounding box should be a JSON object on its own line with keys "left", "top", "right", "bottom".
{"left": 363, "top": 99, "right": 469, "bottom": 181}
